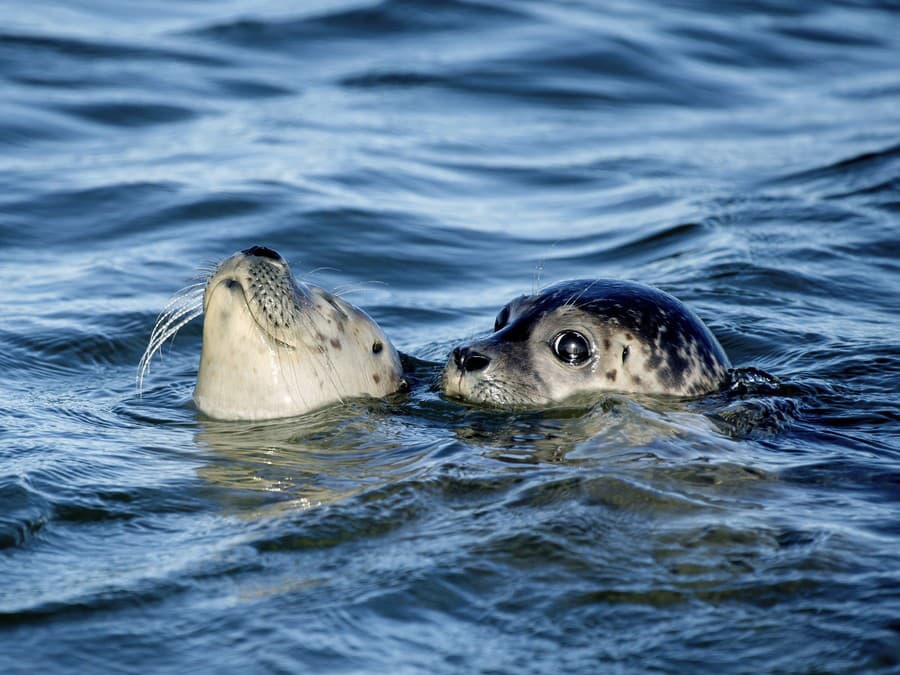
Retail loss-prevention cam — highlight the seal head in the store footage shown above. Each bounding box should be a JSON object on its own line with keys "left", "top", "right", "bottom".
{"left": 441, "top": 279, "right": 730, "bottom": 407}
{"left": 141, "top": 246, "right": 404, "bottom": 421}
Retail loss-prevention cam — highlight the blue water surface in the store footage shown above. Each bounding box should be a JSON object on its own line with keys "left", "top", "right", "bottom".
{"left": 1, "top": 1, "right": 899, "bottom": 673}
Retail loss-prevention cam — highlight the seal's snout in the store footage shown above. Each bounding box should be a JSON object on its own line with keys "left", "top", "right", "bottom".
{"left": 242, "top": 245, "right": 283, "bottom": 262}
{"left": 453, "top": 346, "right": 491, "bottom": 373}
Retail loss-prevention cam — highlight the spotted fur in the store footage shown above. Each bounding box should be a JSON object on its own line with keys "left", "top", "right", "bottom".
{"left": 142, "top": 246, "right": 404, "bottom": 421}
{"left": 441, "top": 279, "right": 730, "bottom": 407}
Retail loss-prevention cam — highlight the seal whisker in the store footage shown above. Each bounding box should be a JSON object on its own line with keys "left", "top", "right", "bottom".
{"left": 157, "top": 282, "right": 205, "bottom": 311}
{"left": 141, "top": 302, "right": 203, "bottom": 367}
{"left": 147, "top": 287, "right": 205, "bottom": 344}
{"left": 138, "top": 304, "right": 204, "bottom": 393}
{"left": 195, "top": 259, "right": 220, "bottom": 273}
{"left": 563, "top": 279, "right": 600, "bottom": 308}
{"left": 332, "top": 280, "right": 387, "bottom": 297}
{"left": 152, "top": 283, "right": 204, "bottom": 317}
{"left": 300, "top": 266, "right": 339, "bottom": 283}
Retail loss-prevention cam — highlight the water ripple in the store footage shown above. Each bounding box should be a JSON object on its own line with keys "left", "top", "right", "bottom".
{"left": 1, "top": 0, "right": 899, "bottom": 672}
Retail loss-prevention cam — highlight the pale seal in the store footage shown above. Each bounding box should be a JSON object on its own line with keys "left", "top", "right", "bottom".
{"left": 139, "top": 246, "right": 404, "bottom": 420}
{"left": 441, "top": 279, "right": 731, "bottom": 407}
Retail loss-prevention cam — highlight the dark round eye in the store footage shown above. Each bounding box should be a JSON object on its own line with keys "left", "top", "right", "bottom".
{"left": 372, "top": 341, "right": 383, "bottom": 354}
{"left": 493, "top": 305, "right": 511, "bottom": 332}
{"left": 551, "top": 331, "right": 591, "bottom": 366}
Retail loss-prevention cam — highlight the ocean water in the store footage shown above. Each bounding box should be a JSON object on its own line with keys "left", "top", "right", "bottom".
{"left": 1, "top": 0, "right": 899, "bottom": 672}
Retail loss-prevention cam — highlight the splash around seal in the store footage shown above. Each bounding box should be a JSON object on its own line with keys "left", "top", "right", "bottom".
{"left": 140, "top": 246, "right": 404, "bottom": 421}
{"left": 441, "top": 279, "right": 731, "bottom": 407}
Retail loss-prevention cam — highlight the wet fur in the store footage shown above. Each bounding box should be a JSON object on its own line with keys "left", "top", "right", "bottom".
{"left": 139, "top": 249, "right": 404, "bottom": 420}
{"left": 441, "top": 279, "right": 731, "bottom": 407}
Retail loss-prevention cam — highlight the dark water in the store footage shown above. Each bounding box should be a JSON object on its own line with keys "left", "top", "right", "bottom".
{"left": 2, "top": 1, "right": 899, "bottom": 672}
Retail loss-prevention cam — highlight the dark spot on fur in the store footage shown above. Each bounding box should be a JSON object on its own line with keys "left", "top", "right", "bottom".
{"left": 372, "top": 374, "right": 381, "bottom": 384}
{"left": 657, "top": 366, "right": 675, "bottom": 387}
{"left": 631, "top": 375, "right": 642, "bottom": 385}
{"left": 625, "top": 333, "right": 633, "bottom": 341}
{"left": 330, "top": 338, "right": 341, "bottom": 349}
{"left": 606, "top": 369, "right": 617, "bottom": 381}
{"left": 603, "top": 338, "right": 611, "bottom": 350}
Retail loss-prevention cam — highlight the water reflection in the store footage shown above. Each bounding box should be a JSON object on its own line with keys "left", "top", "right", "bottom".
{"left": 192, "top": 402, "right": 439, "bottom": 516}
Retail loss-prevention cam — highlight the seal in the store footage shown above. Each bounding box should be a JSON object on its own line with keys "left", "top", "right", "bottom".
{"left": 441, "top": 279, "right": 731, "bottom": 407}
{"left": 139, "top": 245, "right": 405, "bottom": 421}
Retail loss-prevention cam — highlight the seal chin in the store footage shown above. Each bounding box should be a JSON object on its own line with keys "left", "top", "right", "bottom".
{"left": 194, "top": 270, "right": 290, "bottom": 420}
{"left": 439, "top": 363, "right": 467, "bottom": 400}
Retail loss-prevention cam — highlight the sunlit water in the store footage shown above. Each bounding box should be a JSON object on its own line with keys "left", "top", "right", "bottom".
{"left": 1, "top": 1, "right": 899, "bottom": 673}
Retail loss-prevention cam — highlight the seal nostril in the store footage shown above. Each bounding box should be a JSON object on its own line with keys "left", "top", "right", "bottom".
{"left": 454, "top": 346, "right": 491, "bottom": 373}
{"left": 243, "top": 245, "right": 283, "bottom": 262}
{"left": 452, "top": 347, "right": 464, "bottom": 369}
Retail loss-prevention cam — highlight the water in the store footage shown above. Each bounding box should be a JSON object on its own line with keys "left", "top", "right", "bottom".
{"left": 2, "top": 0, "right": 899, "bottom": 672}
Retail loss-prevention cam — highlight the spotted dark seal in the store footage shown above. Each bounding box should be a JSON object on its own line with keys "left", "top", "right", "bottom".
{"left": 441, "top": 279, "right": 731, "bottom": 407}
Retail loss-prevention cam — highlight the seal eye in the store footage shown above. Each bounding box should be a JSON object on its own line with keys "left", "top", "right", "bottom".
{"left": 493, "top": 305, "right": 510, "bottom": 332}
{"left": 372, "top": 341, "right": 383, "bottom": 354}
{"left": 551, "top": 331, "right": 591, "bottom": 366}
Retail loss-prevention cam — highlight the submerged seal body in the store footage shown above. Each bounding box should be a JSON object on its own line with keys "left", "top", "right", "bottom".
{"left": 141, "top": 246, "right": 404, "bottom": 421}
{"left": 441, "top": 279, "right": 731, "bottom": 407}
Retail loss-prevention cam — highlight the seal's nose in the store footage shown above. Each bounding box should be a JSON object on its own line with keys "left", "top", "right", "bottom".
{"left": 453, "top": 346, "right": 491, "bottom": 373}
{"left": 243, "top": 245, "right": 283, "bottom": 261}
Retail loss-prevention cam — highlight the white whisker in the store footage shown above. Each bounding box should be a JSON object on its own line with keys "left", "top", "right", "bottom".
{"left": 332, "top": 280, "right": 387, "bottom": 297}
{"left": 147, "top": 287, "right": 204, "bottom": 344}
{"left": 300, "top": 266, "right": 338, "bottom": 283}
{"left": 564, "top": 279, "right": 600, "bottom": 308}
{"left": 137, "top": 308, "right": 203, "bottom": 394}
{"left": 153, "top": 284, "right": 204, "bottom": 318}
{"left": 137, "top": 283, "right": 206, "bottom": 395}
